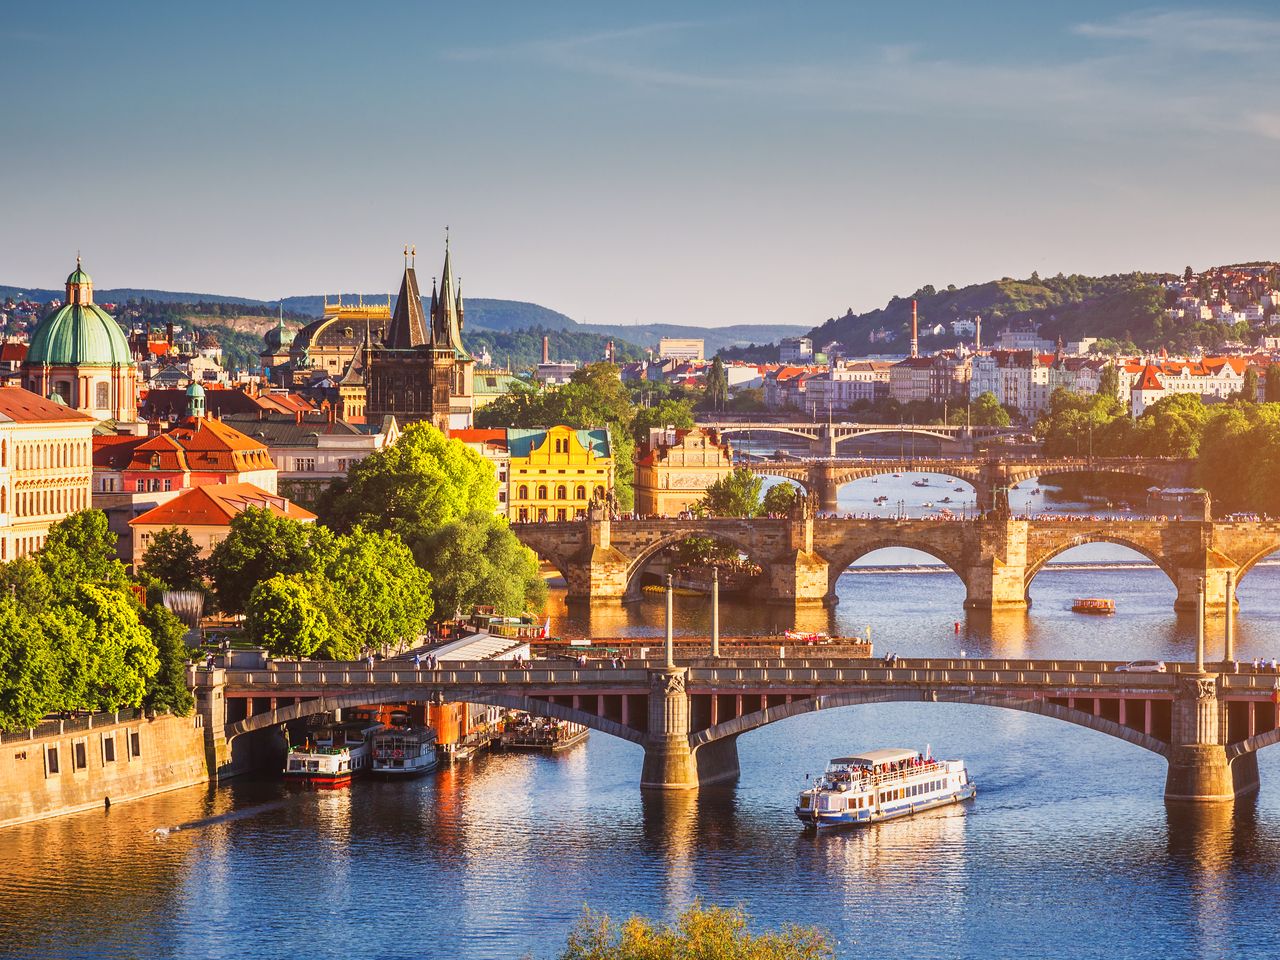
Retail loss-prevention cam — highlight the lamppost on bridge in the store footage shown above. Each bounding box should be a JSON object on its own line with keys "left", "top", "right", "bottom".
{"left": 665, "top": 574, "right": 675, "bottom": 669}
{"left": 1196, "top": 576, "right": 1206, "bottom": 672}
{"left": 711, "top": 567, "right": 720, "bottom": 660}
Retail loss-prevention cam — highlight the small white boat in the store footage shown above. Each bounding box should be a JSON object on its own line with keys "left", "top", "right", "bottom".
{"left": 284, "top": 720, "right": 384, "bottom": 787}
{"left": 912, "top": 479, "right": 929, "bottom": 487}
{"left": 371, "top": 725, "right": 439, "bottom": 777}
{"left": 796, "top": 748, "right": 975, "bottom": 830}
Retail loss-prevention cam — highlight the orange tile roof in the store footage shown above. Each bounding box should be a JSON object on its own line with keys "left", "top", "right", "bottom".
{"left": 450, "top": 428, "right": 508, "bottom": 450}
{"left": 0, "top": 386, "right": 95, "bottom": 423}
{"left": 1135, "top": 366, "right": 1164, "bottom": 390}
{"left": 130, "top": 482, "right": 316, "bottom": 528}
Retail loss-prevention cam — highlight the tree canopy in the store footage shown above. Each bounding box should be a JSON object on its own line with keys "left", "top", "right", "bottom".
{"left": 319, "top": 422, "right": 497, "bottom": 535}
{"left": 141, "top": 526, "right": 205, "bottom": 593}
{"left": 699, "top": 467, "right": 765, "bottom": 518}
{"left": 558, "top": 903, "right": 833, "bottom": 960}
{"left": 411, "top": 511, "right": 546, "bottom": 620}
{"left": 206, "top": 507, "right": 336, "bottom": 614}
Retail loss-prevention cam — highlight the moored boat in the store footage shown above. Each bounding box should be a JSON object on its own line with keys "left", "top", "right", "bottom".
{"left": 371, "top": 725, "right": 439, "bottom": 777}
{"left": 796, "top": 748, "right": 975, "bottom": 830}
{"left": 284, "top": 720, "right": 384, "bottom": 787}
{"left": 501, "top": 715, "right": 589, "bottom": 752}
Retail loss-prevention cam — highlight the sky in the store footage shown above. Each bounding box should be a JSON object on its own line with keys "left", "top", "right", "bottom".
{"left": 2, "top": 2, "right": 1278, "bottom": 328}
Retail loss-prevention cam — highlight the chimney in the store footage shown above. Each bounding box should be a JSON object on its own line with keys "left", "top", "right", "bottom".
{"left": 295, "top": 409, "right": 303, "bottom": 425}
{"left": 975, "top": 314, "right": 982, "bottom": 352}
{"left": 910, "top": 300, "right": 919, "bottom": 358}
{"left": 542, "top": 335, "right": 550, "bottom": 365}
{"left": 165, "top": 321, "right": 174, "bottom": 347}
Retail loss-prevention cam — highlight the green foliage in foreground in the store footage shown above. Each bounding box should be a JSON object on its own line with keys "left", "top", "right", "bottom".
{"left": 557, "top": 902, "right": 834, "bottom": 960}
{"left": 698, "top": 467, "right": 765, "bottom": 518}
{"left": 410, "top": 511, "right": 546, "bottom": 620}
{"left": 0, "top": 511, "right": 192, "bottom": 732}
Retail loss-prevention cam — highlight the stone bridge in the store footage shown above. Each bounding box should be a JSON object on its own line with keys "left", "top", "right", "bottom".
{"left": 512, "top": 512, "right": 1280, "bottom": 612}
{"left": 193, "top": 657, "right": 1280, "bottom": 802}
{"left": 699, "top": 420, "right": 1013, "bottom": 456}
{"left": 744, "top": 456, "right": 1197, "bottom": 513}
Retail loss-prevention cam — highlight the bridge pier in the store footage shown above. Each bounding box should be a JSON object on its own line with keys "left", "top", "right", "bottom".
{"left": 640, "top": 668, "right": 697, "bottom": 789}
{"left": 962, "top": 519, "right": 1030, "bottom": 610}
{"left": 1164, "top": 674, "right": 1260, "bottom": 803}
{"left": 1173, "top": 563, "right": 1239, "bottom": 612}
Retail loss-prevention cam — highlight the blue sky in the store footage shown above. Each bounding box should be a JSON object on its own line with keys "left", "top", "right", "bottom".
{"left": 2, "top": 2, "right": 1277, "bottom": 327}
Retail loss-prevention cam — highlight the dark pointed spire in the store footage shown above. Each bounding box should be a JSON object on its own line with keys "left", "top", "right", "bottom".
{"left": 384, "top": 253, "right": 428, "bottom": 349}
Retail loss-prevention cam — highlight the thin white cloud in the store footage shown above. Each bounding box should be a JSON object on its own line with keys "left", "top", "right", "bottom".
{"left": 447, "top": 9, "right": 1280, "bottom": 146}
{"left": 1074, "top": 9, "right": 1280, "bottom": 53}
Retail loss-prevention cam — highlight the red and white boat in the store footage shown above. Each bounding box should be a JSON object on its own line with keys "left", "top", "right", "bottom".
{"left": 284, "top": 720, "right": 383, "bottom": 787}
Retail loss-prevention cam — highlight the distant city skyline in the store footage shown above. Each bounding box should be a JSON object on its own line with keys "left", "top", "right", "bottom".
{"left": 3, "top": 2, "right": 1278, "bottom": 328}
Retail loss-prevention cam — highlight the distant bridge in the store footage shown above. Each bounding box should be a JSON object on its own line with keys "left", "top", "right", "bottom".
{"left": 698, "top": 420, "right": 1014, "bottom": 456}
{"left": 194, "top": 657, "right": 1277, "bottom": 802}
{"left": 745, "top": 455, "right": 1196, "bottom": 511}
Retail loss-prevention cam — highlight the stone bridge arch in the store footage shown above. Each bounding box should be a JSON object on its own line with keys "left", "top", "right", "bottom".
{"left": 1227, "top": 537, "right": 1280, "bottom": 586}
{"left": 1022, "top": 533, "right": 1180, "bottom": 599}
{"left": 833, "top": 425, "right": 966, "bottom": 446}
{"left": 622, "top": 527, "right": 767, "bottom": 599}
{"left": 226, "top": 686, "right": 646, "bottom": 745}
{"left": 689, "top": 688, "right": 1172, "bottom": 757}
{"left": 820, "top": 539, "right": 970, "bottom": 605}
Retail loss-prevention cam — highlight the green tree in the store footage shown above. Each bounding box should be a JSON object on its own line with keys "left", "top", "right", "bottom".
{"left": 965, "top": 391, "right": 1013, "bottom": 428}
{"left": 761, "top": 481, "right": 798, "bottom": 515}
{"left": 412, "top": 511, "right": 546, "bottom": 620}
{"left": 0, "top": 598, "right": 58, "bottom": 730}
{"left": 70, "top": 584, "right": 160, "bottom": 712}
{"left": 320, "top": 422, "right": 498, "bottom": 534}
{"left": 141, "top": 526, "right": 205, "bottom": 592}
{"left": 1132, "top": 393, "right": 1209, "bottom": 457}
{"left": 1267, "top": 369, "right": 1280, "bottom": 403}
{"left": 703, "top": 357, "right": 729, "bottom": 410}
{"left": 141, "top": 604, "right": 195, "bottom": 715}
{"left": 245, "top": 575, "right": 333, "bottom": 660}
{"left": 631, "top": 398, "right": 695, "bottom": 447}
{"left": 326, "top": 528, "right": 434, "bottom": 654}
{"left": 38, "top": 511, "right": 130, "bottom": 600}
{"left": 1097, "top": 363, "right": 1120, "bottom": 401}
{"left": 558, "top": 903, "right": 834, "bottom": 960}
{"left": 0, "top": 556, "right": 54, "bottom": 616}
{"left": 206, "top": 508, "right": 335, "bottom": 615}
{"left": 699, "top": 467, "right": 764, "bottom": 518}
{"left": 1035, "top": 389, "right": 1125, "bottom": 456}
{"left": 1236, "top": 367, "right": 1260, "bottom": 402}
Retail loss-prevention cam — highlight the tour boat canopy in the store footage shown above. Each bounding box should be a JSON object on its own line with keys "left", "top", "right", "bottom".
{"left": 831, "top": 749, "right": 918, "bottom": 767}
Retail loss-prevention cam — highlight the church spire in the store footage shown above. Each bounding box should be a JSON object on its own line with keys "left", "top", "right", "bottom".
{"left": 384, "top": 248, "right": 428, "bottom": 349}
{"left": 431, "top": 232, "right": 467, "bottom": 356}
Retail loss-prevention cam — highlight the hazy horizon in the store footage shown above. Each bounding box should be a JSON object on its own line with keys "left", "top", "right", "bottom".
{"left": 4, "top": 2, "right": 1277, "bottom": 329}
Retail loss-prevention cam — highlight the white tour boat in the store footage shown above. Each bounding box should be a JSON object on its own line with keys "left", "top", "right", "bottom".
{"left": 796, "top": 747, "right": 975, "bottom": 829}
{"left": 284, "top": 720, "right": 384, "bottom": 787}
{"left": 371, "top": 725, "right": 439, "bottom": 777}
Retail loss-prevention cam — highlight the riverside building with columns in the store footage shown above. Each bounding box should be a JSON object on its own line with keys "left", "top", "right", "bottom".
{"left": 0, "top": 386, "right": 95, "bottom": 559}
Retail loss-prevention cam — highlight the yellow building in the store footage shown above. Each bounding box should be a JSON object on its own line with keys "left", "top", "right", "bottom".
{"left": 0, "top": 386, "right": 96, "bottom": 560}
{"left": 634, "top": 426, "right": 733, "bottom": 516}
{"left": 507, "top": 426, "right": 612, "bottom": 522}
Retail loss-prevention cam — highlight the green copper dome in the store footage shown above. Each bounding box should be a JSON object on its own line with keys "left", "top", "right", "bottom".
{"left": 28, "top": 301, "right": 133, "bottom": 366}
{"left": 27, "top": 260, "right": 134, "bottom": 367}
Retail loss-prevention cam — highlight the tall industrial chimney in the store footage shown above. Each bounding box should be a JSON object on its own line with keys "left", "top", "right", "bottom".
{"left": 975, "top": 314, "right": 982, "bottom": 352}
{"left": 910, "top": 300, "right": 919, "bottom": 358}
{"left": 542, "top": 335, "right": 550, "bottom": 365}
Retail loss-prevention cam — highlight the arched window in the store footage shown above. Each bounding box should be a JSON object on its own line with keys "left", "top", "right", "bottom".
{"left": 537, "top": 484, "right": 548, "bottom": 500}
{"left": 518, "top": 485, "right": 529, "bottom": 500}
{"left": 575, "top": 485, "right": 586, "bottom": 500}
{"left": 556, "top": 485, "right": 567, "bottom": 500}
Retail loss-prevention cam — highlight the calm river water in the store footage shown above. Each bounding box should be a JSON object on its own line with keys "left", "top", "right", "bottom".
{"left": 4, "top": 474, "right": 1280, "bottom": 960}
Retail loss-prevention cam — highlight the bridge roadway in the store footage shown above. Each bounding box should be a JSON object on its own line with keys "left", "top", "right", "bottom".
{"left": 738, "top": 455, "right": 1195, "bottom": 512}
{"left": 698, "top": 420, "right": 1012, "bottom": 455}
{"left": 193, "top": 656, "right": 1280, "bottom": 802}
{"left": 512, "top": 512, "right": 1279, "bottom": 612}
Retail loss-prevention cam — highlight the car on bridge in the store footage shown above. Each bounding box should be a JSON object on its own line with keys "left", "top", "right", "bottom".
{"left": 1114, "top": 660, "right": 1167, "bottom": 673}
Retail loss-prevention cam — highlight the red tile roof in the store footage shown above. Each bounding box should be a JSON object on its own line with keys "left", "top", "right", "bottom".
{"left": 130, "top": 482, "right": 316, "bottom": 528}
{"left": 0, "top": 386, "right": 95, "bottom": 423}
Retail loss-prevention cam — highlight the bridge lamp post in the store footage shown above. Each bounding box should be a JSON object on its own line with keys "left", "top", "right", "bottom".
{"left": 1196, "top": 576, "right": 1206, "bottom": 673}
{"left": 1224, "top": 570, "right": 1235, "bottom": 667}
{"left": 665, "top": 574, "right": 675, "bottom": 669}
{"left": 711, "top": 567, "right": 720, "bottom": 659}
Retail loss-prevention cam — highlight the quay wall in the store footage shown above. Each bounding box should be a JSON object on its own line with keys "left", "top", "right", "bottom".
{"left": 0, "top": 713, "right": 208, "bottom": 830}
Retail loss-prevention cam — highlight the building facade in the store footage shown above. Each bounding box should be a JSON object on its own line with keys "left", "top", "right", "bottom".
{"left": 0, "top": 386, "right": 96, "bottom": 560}
{"left": 657, "top": 338, "right": 704, "bottom": 362}
{"left": 507, "top": 426, "right": 612, "bottom": 522}
{"left": 364, "top": 244, "right": 475, "bottom": 431}
{"left": 634, "top": 426, "right": 733, "bottom": 516}
{"left": 287, "top": 297, "right": 391, "bottom": 385}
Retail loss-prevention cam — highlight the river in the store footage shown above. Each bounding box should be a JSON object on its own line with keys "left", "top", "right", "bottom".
{"left": 3, "top": 473, "right": 1280, "bottom": 960}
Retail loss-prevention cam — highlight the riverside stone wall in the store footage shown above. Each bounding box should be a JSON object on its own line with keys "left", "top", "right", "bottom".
{"left": 0, "top": 713, "right": 208, "bottom": 829}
